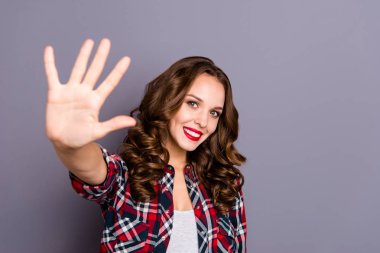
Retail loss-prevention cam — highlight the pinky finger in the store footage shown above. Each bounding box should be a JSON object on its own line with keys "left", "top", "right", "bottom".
{"left": 44, "top": 46, "right": 61, "bottom": 90}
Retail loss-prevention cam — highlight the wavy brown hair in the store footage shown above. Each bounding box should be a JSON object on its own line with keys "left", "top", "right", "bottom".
{"left": 118, "top": 56, "right": 246, "bottom": 215}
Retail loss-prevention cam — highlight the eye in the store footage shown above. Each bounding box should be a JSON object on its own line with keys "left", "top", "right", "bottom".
{"left": 210, "top": 111, "right": 221, "bottom": 118}
{"left": 187, "top": 101, "right": 198, "bottom": 108}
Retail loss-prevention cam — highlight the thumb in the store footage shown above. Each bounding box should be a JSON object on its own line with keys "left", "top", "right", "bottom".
{"left": 95, "top": 115, "right": 137, "bottom": 139}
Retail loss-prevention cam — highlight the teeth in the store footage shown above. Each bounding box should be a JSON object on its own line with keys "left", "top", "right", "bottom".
{"left": 184, "top": 128, "right": 201, "bottom": 138}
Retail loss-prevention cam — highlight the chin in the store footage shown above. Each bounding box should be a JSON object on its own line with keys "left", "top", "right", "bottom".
{"left": 181, "top": 139, "right": 206, "bottom": 152}
{"left": 180, "top": 144, "right": 198, "bottom": 152}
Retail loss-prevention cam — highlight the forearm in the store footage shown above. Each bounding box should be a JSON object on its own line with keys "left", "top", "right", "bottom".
{"left": 53, "top": 142, "right": 107, "bottom": 185}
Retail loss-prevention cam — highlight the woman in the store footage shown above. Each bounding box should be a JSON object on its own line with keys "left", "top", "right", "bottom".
{"left": 44, "top": 38, "right": 247, "bottom": 253}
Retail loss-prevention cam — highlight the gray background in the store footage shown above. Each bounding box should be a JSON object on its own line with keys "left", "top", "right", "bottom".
{"left": 1, "top": 0, "right": 379, "bottom": 252}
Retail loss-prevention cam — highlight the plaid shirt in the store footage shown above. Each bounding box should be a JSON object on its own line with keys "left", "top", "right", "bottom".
{"left": 69, "top": 145, "right": 247, "bottom": 253}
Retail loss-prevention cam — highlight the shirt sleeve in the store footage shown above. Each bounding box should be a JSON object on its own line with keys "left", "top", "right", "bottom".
{"left": 230, "top": 179, "right": 248, "bottom": 253}
{"left": 68, "top": 144, "right": 128, "bottom": 207}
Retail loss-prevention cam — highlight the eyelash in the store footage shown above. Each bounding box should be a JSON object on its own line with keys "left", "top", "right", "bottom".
{"left": 187, "top": 101, "right": 221, "bottom": 118}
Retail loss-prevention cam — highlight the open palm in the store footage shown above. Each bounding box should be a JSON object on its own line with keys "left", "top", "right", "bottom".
{"left": 44, "top": 38, "right": 136, "bottom": 149}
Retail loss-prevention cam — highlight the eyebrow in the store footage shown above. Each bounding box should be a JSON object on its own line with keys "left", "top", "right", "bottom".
{"left": 186, "top": 94, "right": 224, "bottom": 111}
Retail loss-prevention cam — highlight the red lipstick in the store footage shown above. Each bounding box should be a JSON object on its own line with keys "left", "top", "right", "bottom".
{"left": 183, "top": 127, "right": 203, "bottom": 141}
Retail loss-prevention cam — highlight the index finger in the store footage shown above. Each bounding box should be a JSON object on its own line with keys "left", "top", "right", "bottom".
{"left": 44, "top": 46, "right": 60, "bottom": 90}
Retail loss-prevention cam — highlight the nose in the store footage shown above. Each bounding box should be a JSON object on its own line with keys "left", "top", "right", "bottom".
{"left": 195, "top": 110, "right": 208, "bottom": 128}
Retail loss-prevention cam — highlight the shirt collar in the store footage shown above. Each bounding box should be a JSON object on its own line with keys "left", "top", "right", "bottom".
{"left": 163, "top": 163, "right": 198, "bottom": 182}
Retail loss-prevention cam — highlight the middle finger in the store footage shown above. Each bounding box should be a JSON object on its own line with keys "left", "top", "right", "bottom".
{"left": 68, "top": 39, "right": 94, "bottom": 84}
{"left": 82, "top": 38, "right": 111, "bottom": 89}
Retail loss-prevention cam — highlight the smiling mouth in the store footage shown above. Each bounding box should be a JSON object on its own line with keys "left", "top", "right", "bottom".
{"left": 183, "top": 127, "right": 202, "bottom": 141}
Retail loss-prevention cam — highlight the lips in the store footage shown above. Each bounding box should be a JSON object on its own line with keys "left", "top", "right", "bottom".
{"left": 183, "top": 127, "right": 203, "bottom": 141}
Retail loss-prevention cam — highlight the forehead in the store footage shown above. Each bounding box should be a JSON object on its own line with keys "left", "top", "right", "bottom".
{"left": 187, "top": 74, "right": 225, "bottom": 106}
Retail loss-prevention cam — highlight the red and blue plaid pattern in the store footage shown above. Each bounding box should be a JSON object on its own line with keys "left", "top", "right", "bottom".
{"left": 69, "top": 144, "right": 247, "bottom": 252}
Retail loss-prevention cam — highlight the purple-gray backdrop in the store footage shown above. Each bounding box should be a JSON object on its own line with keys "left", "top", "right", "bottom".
{"left": 1, "top": 0, "right": 379, "bottom": 252}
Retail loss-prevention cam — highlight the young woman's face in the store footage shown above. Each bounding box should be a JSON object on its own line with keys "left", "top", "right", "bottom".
{"left": 167, "top": 73, "right": 225, "bottom": 153}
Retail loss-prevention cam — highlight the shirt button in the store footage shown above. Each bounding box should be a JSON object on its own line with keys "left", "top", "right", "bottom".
{"left": 163, "top": 236, "right": 166, "bottom": 240}
{"left": 196, "top": 205, "right": 200, "bottom": 209}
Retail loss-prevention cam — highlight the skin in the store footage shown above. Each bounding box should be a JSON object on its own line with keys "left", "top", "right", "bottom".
{"left": 44, "top": 38, "right": 225, "bottom": 211}
{"left": 44, "top": 38, "right": 136, "bottom": 185}
{"left": 164, "top": 74, "right": 225, "bottom": 210}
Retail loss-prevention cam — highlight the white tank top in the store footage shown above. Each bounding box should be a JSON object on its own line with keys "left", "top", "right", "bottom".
{"left": 166, "top": 209, "right": 198, "bottom": 253}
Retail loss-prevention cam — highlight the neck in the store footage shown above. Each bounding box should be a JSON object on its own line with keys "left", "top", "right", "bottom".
{"left": 163, "top": 139, "right": 188, "bottom": 172}
{"left": 169, "top": 152, "right": 188, "bottom": 172}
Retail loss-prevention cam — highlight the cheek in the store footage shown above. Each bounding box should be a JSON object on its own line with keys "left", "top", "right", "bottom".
{"left": 207, "top": 120, "right": 219, "bottom": 135}
{"left": 173, "top": 107, "right": 192, "bottom": 123}
{"left": 169, "top": 109, "right": 185, "bottom": 127}
{"left": 168, "top": 119, "right": 179, "bottom": 137}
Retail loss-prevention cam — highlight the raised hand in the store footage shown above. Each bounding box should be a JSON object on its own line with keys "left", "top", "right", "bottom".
{"left": 44, "top": 38, "right": 136, "bottom": 149}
